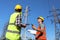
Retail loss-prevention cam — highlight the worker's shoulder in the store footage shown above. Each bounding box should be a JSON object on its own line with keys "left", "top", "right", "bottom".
{"left": 43, "top": 24, "right": 46, "bottom": 27}
{"left": 13, "top": 12, "right": 20, "bottom": 14}
{"left": 10, "top": 12, "right": 19, "bottom": 18}
{"left": 11, "top": 12, "right": 20, "bottom": 16}
{"left": 40, "top": 24, "right": 46, "bottom": 28}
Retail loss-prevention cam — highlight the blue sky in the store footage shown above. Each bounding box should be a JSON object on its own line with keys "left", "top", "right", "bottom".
{"left": 0, "top": 0, "right": 60, "bottom": 40}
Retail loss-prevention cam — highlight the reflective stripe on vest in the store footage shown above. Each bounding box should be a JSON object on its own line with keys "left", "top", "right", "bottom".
{"left": 7, "top": 12, "right": 22, "bottom": 34}
{"left": 9, "top": 23, "right": 15, "bottom": 25}
{"left": 7, "top": 30, "right": 20, "bottom": 34}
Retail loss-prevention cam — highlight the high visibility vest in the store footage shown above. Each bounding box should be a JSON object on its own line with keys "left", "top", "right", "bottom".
{"left": 36, "top": 26, "right": 46, "bottom": 40}
{"left": 6, "top": 12, "right": 22, "bottom": 40}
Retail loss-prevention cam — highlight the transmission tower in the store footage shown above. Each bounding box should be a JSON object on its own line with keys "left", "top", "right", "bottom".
{"left": 47, "top": 6, "right": 60, "bottom": 40}
{"left": 1, "top": 22, "right": 8, "bottom": 40}
{"left": 23, "top": 6, "right": 29, "bottom": 40}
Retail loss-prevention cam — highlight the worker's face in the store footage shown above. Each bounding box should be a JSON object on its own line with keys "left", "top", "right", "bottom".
{"left": 15, "top": 9, "right": 22, "bottom": 12}
{"left": 37, "top": 19, "right": 43, "bottom": 23}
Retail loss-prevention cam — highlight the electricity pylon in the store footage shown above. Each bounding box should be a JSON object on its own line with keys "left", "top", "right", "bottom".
{"left": 47, "top": 6, "right": 60, "bottom": 40}
{"left": 23, "top": 6, "right": 29, "bottom": 40}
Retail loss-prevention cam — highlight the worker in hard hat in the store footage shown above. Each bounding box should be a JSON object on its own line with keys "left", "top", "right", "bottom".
{"left": 5, "top": 4, "right": 26, "bottom": 40}
{"left": 32, "top": 16, "right": 46, "bottom": 40}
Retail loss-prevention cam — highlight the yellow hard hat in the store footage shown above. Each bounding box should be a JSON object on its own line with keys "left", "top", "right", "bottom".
{"left": 15, "top": 4, "right": 22, "bottom": 9}
{"left": 37, "top": 16, "right": 44, "bottom": 21}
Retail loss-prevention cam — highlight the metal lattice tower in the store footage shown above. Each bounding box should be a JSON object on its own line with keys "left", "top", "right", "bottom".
{"left": 0, "top": 22, "right": 8, "bottom": 40}
{"left": 47, "top": 6, "right": 60, "bottom": 40}
{"left": 23, "top": 6, "right": 29, "bottom": 40}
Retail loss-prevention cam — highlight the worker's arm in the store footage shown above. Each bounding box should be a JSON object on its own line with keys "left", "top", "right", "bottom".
{"left": 32, "top": 24, "right": 44, "bottom": 39}
{"left": 15, "top": 15, "right": 27, "bottom": 28}
{"left": 32, "top": 24, "right": 44, "bottom": 32}
{"left": 15, "top": 23, "right": 26, "bottom": 28}
{"left": 20, "top": 23, "right": 26, "bottom": 28}
{"left": 36, "top": 28, "right": 45, "bottom": 32}
{"left": 32, "top": 24, "right": 37, "bottom": 30}
{"left": 36, "top": 27, "right": 45, "bottom": 39}
{"left": 32, "top": 24, "right": 41, "bottom": 31}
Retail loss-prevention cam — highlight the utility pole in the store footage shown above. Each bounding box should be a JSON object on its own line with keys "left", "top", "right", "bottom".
{"left": 47, "top": 6, "right": 60, "bottom": 40}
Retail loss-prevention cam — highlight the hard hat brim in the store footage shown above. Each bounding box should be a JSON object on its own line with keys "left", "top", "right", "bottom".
{"left": 37, "top": 17, "right": 44, "bottom": 21}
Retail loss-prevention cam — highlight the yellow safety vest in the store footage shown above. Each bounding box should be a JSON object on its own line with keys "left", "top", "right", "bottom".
{"left": 6, "top": 12, "right": 22, "bottom": 40}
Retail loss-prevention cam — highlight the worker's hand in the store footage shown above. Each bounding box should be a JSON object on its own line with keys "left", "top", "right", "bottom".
{"left": 21, "top": 24, "right": 26, "bottom": 28}
{"left": 31, "top": 24, "right": 34, "bottom": 26}
{"left": 32, "top": 24, "right": 36, "bottom": 30}
{"left": 23, "top": 24, "right": 27, "bottom": 28}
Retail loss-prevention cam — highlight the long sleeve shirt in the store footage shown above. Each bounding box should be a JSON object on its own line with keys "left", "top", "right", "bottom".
{"left": 15, "top": 14, "right": 22, "bottom": 27}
